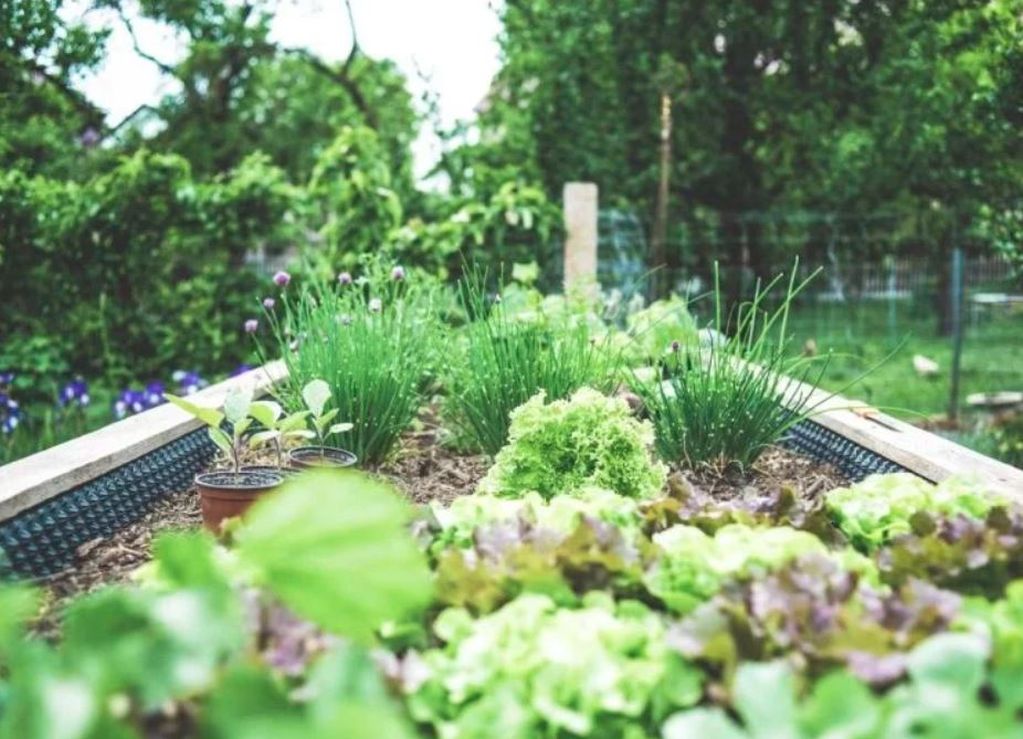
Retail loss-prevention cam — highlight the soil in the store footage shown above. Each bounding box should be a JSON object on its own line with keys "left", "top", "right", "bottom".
{"left": 33, "top": 416, "right": 843, "bottom": 624}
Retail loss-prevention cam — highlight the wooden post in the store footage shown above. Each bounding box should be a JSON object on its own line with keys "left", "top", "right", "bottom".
{"left": 651, "top": 92, "right": 672, "bottom": 298}
{"left": 563, "top": 182, "right": 598, "bottom": 292}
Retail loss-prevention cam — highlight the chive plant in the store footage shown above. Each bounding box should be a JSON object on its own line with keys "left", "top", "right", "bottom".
{"left": 261, "top": 265, "right": 440, "bottom": 465}
{"left": 633, "top": 263, "right": 831, "bottom": 470}
{"left": 450, "top": 273, "right": 622, "bottom": 456}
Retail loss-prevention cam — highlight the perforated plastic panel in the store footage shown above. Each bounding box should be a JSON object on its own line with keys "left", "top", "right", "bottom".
{"left": 0, "top": 428, "right": 216, "bottom": 579}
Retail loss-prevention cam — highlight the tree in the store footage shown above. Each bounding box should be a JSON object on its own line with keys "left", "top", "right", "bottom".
{"left": 0, "top": 0, "right": 109, "bottom": 177}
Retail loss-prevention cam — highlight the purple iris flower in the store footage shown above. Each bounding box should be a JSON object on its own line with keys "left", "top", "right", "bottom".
{"left": 0, "top": 371, "right": 14, "bottom": 386}
{"left": 273, "top": 271, "right": 291, "bottom": 288}
{"left": 144, "top": 381, "right": 166, "bottom": 409}
{"left": 0, "top": 393, "right": 20, "bottom": 434}
{"left": 58, "top": 378, "right": 90, "bottom": 408}
{"left": 172, "top": 370, "right": 207, "bottom": 396}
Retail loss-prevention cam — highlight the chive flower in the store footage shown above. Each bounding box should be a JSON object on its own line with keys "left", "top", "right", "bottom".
{"left": 369, "top": 298, "right": 382, "bottom": 313}
{"left": 244, "top": 319, "right": 259, "bottom": 334}
{"left": 273, "top": 270, "right": 291, "bottom": 288}
{"left": 338, "top": 271, "right": 353, "bottom": 286}
{"left": 391, "top": 265, "right": 406, "bottom": 281}
{"left": 263, "top": 297, "right": 276, "bottom": 310}
{"left": 670, "top": 340, "right": 681, "bottom": 353}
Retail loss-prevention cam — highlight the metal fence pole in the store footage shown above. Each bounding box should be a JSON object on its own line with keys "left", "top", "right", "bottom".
{"left": 948, "top": 247, "right": 965, "bottom": 420}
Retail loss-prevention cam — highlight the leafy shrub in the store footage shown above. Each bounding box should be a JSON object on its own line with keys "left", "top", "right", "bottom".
{"left": 632, "top": 266, "right": 828, "bottom": 470}
{"left": 479, "top": 388, "right": 666, "bottom": 500}
{"left": 645, "top": 523, "right": 876, "bottom": 613}
{"left": 450, "top": 275, "right": 622, "bottom": 455}
{"left": 265, "top": 266, "right": 440, "bottom": 465}
{"left": 624, "top": 295, "right": 699, "bottom": 363}
{"left": 826, "top": 473, "right": 1004, "bottom": 550}
{"left": 406, "top": 592, "right": 703, "bottom": 737}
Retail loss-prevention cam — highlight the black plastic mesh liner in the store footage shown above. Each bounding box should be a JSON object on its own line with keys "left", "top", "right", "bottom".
{"left": 0, "top": 428, "right": 216, "bottom": 579}
{"left": 781, "top": 419, "right": 908, "bottom": 480}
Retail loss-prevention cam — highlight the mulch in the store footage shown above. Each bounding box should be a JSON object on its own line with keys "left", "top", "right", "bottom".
{"left": 33, "top": 420, "right": 844, "bottom": 621}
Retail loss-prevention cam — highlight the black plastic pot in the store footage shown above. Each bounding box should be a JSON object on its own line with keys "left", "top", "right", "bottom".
{"left": 195, "top": 470, "right": 283, "bottom": 532}
{"left": 287, "top": 445, "right": 358, "bottom": 469}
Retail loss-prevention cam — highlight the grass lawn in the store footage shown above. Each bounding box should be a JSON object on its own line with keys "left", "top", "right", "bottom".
{"left": 783, "top": 299, "right": 1023, "bottom": 423}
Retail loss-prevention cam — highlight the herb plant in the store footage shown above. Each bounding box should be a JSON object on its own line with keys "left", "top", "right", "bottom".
{"left": 263, "top": 267, "right": 439, "bottom": 465}
{"left": 632, "top": 264, "right": 830, "bottom": 470}
{"left": 247, "top": 399, "right": 312, "bottom": 468}
{"left": 166, "top": 386, "right": 253, "bottom": 473}
{"left": 479, "top": 387, "right": 666, "bottom": 500}
{"left": 450, "top": 273, "right": 622, "bottom": 455}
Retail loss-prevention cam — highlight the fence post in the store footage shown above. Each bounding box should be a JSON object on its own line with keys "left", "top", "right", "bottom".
{"left": 563, "top": 182, "right": 599, "bottom": 292}
{"left": 948, "top": 247, "right": 965, "bottom": 420}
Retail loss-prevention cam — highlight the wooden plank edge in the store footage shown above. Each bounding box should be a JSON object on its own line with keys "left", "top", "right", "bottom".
{"left": 782, "top": 376, "right": 1023, "bottom": 498}
{"left": 0, "top": 361, "right": 289, "bottom": 522}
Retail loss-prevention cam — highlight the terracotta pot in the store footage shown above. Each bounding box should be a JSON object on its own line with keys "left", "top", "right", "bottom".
{"left": 195, "top": 470, "right": 283, "bottom": 532}
{"left": 287, "top": 445, "right": 358, "bottom": 470}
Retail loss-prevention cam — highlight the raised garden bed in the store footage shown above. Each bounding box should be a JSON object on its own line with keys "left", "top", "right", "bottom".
{"left": 3, "top": 269, "right": 1023, "bottom": 738}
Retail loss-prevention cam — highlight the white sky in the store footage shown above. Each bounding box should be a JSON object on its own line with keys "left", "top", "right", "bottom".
{"left": 62, "top": 0, "right": 503, "bottom": 182}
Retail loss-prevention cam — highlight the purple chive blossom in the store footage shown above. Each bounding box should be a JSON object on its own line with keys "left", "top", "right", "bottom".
{"left": 58, "top": 378, "right": 90, "bottom": 408}
{"left": 263, "top": 297, "right": 276, "bottom": 310}
{"left": 273, "top": 271, "right": 291, "bottom": 288}
{"left": 368, "top": 298, "right": 382, "bottom": 313}
{"left": 337, "top": 271, "right": 353, "bottom": 286}
{"left": 1, "top": 393, "right": 21, "bottom": 434}
{"left": 391, "top": 265, "right": 406, "bottom": 281}
{"left": 244, "top": 318, "right": 259, "bottom": 334}
{"left": 78, "top": 127, "right": 101, "bottom": 148}
{"left": 670, "top": 340, "right": 681, "bottom": 353}
{"left": 173, "top": 370, "right": 207, "bottom": 396}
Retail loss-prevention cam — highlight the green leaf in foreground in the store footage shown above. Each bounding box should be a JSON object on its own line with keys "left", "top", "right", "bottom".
{"left": 235, "top": 469, "right": 432, "bottom": 642}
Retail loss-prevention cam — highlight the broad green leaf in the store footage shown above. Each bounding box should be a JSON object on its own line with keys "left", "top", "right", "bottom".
{"left": 233, "top": 417, "right": 252, "bottom": 437}
{"left": 279, "top": 410, "right": 311, "bottom": 433}
{"left": 235, "top": 470, "right": 432, "bottom": 642}
{"left": 302, "top": 379, "right": 332, "bottom": 418}
{"left": 249, "top": 400, "right": 284, "bottom": 428}
{"left": 0, "top": 584, "right": 39, "bottom": 655}
{"left": 249, "top": 430, "right": 281, "bottom": 448}
{"left": 314, "top": 408, "right": 339, "bottom": 433}
{"left": 798, "top": 671, "right": 881, "bottom": 739}
{"left": 662, "top": 708, "right": 747, "bottom": 739}
{"left": 223, "top": 386, "right": 253, "bottom": 425}
{"left": 165, "top": 393, "right": 224, "bottom": 429}
{"left": 208, "top": 427, "right": 233, "bottom": 455}
{"left": 733, "top": 661, "right": 799, "bottom": 739}
{"left": 906, "top": 633, "right": 989, "bottom": 694}
{"left": 329, "top": 422, "right": 354, "bottom": 435}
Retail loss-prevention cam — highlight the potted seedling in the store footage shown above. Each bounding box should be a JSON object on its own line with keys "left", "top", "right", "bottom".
{"left": 287, "top": 379, "right": 358, "bottom": 469}
{"left": 244, "top": 399, "right": 312, "bottom": 476}
{"left": 166, "top": 386, "right": 282, "bottom": 531}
